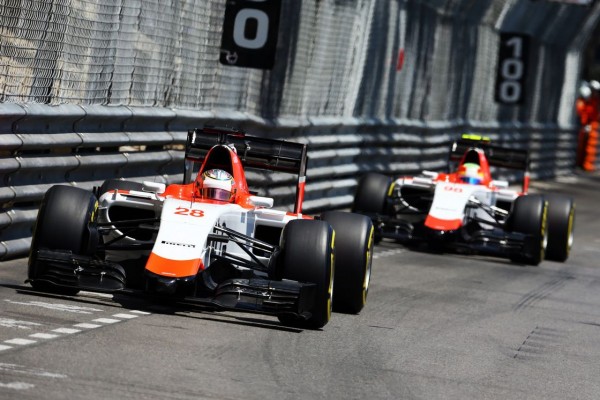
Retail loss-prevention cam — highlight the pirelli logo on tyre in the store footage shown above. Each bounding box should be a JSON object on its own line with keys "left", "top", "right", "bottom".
{"left": 220, "top": 0, "right": 282, "bottom": 69}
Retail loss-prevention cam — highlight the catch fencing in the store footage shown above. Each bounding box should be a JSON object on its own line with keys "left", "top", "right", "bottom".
{"left": 1, "top": 0, "right": 599, "bottom": 260}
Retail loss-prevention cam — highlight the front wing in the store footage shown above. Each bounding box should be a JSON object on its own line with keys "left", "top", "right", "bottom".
{"left": 28, "top": 249, "right": 316, "bottom": 320}
{"left": 371, "top": 212, "right": 540, "bottom": 260}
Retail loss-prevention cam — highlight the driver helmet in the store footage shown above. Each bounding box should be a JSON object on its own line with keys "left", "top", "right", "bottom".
{"left": 590, "top": 80, "right": 600, "bottom": 92}
{"left": 458, "top": 162, "right": 483, "bottom": 185}
{"left": 579, "top": 82, "right": 592, "bottom": 100}
{"left": 197, "top": 169, "right": 235, "bottom": 202}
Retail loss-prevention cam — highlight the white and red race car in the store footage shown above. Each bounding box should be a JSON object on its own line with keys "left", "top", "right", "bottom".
{"left": 352, "top": 135, "right": 575, "bottom": 266}
{"left": 28, "top": 126, "right": 374, "bottom": 329}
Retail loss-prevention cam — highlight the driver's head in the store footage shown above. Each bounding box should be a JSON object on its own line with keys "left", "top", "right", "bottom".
{"left": 580, "top": 82, "right": 592, "bottom": 100}
{"left": 196, "top": 169, "right": 235, "bottom": 202}
{"left": 458, "top": 162, "right": 483, "bottom": 185}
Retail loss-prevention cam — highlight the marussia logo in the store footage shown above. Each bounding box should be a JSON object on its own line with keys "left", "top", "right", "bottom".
{"left": 162, "top": 240, "right": 196, "bottom": 248}
{"left": 443, "top": 185, "right": 463, "bottom": 193}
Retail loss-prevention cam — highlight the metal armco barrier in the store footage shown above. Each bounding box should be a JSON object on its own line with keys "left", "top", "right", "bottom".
{"left": 0, "top": 104, "right": 577, "bottom": 260}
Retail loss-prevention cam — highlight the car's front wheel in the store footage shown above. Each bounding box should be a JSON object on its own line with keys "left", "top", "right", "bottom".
{"left": 277, "top": 219, "right": 334, "bottom": 329}
{"left": 28, "top": 185, "right": 99, "bottom": 294}
{"left": 352, "top": 173, "right": 392, "bottom": 215}
{"left": 352, "top": 173, "right": 392, "bottom": 244}
{"left": 506, "top": 195, "right": 548, "bottom": 266}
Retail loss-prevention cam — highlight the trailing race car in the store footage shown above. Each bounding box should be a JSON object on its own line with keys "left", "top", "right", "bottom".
{"left": 352, "top": 135, "right": 575, "bottom": 266}
{"left": 28, "top": 126, "right": 374, "bottom": 329}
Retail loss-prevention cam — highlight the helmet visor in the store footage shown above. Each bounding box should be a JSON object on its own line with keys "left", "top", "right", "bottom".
{"left": 201, "top": 187, "right": 234, "bottom": 201}
{"left": 460, "top": 176, "right": 482, "bottom": 185}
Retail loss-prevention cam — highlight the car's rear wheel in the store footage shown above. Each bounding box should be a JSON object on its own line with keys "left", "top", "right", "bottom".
{"left": 506, "top": 195, "right": 548, "bottom": 266}
{"left": 321, "top": 211, "right": 373, "bottom": 314}
{"left": 544, "top": 194, "right": 575, "bottom": 262}
{"left": 28, "top": 185, "right": 99, "bottom": 294}
{"left": 277, "top": 219, "right": 334, "bottom": 329}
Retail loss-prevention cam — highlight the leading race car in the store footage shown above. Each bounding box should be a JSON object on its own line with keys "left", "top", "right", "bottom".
{"left": 352, "top": 134, "right": 575, "bottom": 266}
{"left": 27, "top": 126, "right": 374, "bottom": 329}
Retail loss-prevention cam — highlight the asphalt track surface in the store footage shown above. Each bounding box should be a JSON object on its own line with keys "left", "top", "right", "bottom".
{"left": 1, "top": 172, "right": 599, "bottom": 400}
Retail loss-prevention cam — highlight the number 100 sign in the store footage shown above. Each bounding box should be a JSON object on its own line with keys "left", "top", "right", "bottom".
{"left": 495, "top": 33, "right": 530, "bottom": 105}
{"left": 220, "top": 0, "right": 281, "bottom": 69}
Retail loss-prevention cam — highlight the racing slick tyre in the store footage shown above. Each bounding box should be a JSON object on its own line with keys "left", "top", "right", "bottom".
{"left": 544, "top": 194, "right": 575, "bottom": 262}
{"left": 352, "top": 173, "right": 392, "bottom": 215}
{"left": 277, "top": 219, "right": 334, "bottom": 329}
{"left": 321, "top": 211, "right": 374, "bottom": 314}
{"left": 506, "top": 195, "right": 548, "bottom": 266}
{"left": 28, "top": 185, "right": 99, "bottom": 295}
{"left": 352, "top": 173, "right": 392, "bottom": 243}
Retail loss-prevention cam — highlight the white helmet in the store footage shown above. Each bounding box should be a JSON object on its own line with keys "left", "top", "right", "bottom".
{"left": 197, "top": 169, "right": 235, "bottom": 202}
{"left": 590, "top": 80, "right": 600, "bottom": 92}
{"left": 580, "top": 82, "right": 592, "bottom": 99}
{"left": 458, "top": 162, "right": 483, "bottom": 185}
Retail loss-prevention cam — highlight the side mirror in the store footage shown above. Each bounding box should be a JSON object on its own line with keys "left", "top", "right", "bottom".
{"left": 248, "top": 195, "right": 274, "bottom": 208}
{"left": 142, "top": 181, "right": 166, "bottom": 194}
{"left": 491, "top": 180, "right": 509, "bottom": 189}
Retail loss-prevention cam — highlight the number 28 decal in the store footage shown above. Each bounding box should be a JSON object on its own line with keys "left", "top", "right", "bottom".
{"left": 174, "top": 207, "right": 205, "bottom": 217}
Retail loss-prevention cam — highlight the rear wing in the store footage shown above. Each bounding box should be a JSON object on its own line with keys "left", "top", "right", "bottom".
{"left": 184, "top": 126, "right": 308, "bottom": 213}
{"left": 449, "top": 136, "right": 531, "bottom": 192}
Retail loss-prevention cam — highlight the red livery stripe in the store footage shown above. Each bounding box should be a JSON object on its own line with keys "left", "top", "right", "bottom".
{"left": 424, "top": 215, "right": 462, "bottom": 231}
{"left": 145, "top": 253, "right": 204, "bottom": 278}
